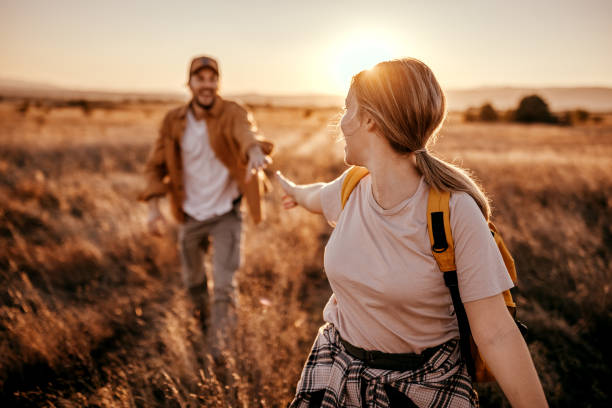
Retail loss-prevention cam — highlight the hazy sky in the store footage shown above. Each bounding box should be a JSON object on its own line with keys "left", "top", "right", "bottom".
{"left": 1, "top": 0, "right": 611, "bottom": 95}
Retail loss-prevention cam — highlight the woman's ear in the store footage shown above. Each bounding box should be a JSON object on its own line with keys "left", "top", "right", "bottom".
{"left": 363, "top": 113, "right": 377, "bottom": 132}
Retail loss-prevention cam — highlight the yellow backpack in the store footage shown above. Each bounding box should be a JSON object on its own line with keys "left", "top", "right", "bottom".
{"left": 340, "top": 166, "right": 525, "bottom": 382}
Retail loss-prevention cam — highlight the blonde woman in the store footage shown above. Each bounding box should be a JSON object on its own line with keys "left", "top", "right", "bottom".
{"left": 277, "top": 59, "right": 547, "bottom": 407}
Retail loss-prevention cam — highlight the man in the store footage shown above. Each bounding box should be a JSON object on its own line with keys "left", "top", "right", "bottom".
{"left": 139, "top": 55, "right": 273, "bottom": 359}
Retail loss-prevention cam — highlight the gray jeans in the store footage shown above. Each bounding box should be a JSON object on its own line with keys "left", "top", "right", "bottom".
{"left": 178, "top": 203, "right": 242, "bottom": 356}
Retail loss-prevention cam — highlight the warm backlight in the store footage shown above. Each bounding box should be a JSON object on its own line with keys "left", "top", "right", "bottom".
{"left": 332, "top": 32, "right": 399, "bottom": 94}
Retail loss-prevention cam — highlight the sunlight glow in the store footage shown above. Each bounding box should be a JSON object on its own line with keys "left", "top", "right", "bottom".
{"left": 332, "top": 31, "right": 400, "bottom": 94}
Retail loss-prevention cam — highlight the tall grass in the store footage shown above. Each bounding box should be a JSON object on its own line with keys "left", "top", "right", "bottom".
{"left": 1, "top": 101, "right": 610, "bottom": 407}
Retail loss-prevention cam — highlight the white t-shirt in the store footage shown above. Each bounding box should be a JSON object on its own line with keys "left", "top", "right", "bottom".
{"left": 181, "top": 110, "right": 240, "bottom": 221}
{"left": 320, "top": 169, "right": 514, "bottom": 354}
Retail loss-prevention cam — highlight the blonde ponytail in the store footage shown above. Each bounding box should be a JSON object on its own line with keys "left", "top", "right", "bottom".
{"left": 415, "top": 151, "right": 491, "bottom": 219}
{"left": 351, "top": 58, "right": 491, "bottom": 220}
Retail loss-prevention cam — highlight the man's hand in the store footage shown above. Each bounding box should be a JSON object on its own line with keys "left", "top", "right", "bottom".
{"left": 147, "top": 199, "right": 167, "bottom": 236}
{"left": 245, "top": 144, "right": 272, "bottom": 182}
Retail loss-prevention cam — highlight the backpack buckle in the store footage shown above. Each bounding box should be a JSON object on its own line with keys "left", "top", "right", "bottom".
{"left": 432, "top": 243, "right": 449, "bottom": 253}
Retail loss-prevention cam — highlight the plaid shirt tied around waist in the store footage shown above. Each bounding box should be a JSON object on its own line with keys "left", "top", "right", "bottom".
{"left": 289, "top": 323, "right": 478, "bottom": 408}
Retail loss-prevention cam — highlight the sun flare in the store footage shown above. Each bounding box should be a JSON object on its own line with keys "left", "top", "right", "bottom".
{"left": 332, "top": 32, "right": 400, "bottom": 94}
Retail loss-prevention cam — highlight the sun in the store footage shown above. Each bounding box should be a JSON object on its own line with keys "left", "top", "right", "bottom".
{"left": 332, "top": 32, "right": 400, "bottom": 94}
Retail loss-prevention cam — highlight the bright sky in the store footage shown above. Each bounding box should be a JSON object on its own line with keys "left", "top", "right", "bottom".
{"left": 1, "top": 0, "right": 611, "bottom": 95}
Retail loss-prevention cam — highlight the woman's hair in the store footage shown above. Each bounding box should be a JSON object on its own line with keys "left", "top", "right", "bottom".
{"left": 351, "top": 58, "right": 491, "bottom": 219}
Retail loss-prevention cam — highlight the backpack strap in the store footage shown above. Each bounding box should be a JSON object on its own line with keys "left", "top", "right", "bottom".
{"left": 426, "top": 189, "right": 456, "bottom": 272}
{"left": 426, "top": 187, "right": 476, "bottom": 379}
{"left": 341, "top": 166, "right": 370, "bottom": 209}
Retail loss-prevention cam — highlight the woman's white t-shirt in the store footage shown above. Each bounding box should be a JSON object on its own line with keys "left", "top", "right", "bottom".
{"left": 320, "top": 169, "right": 514, "bottom": 354}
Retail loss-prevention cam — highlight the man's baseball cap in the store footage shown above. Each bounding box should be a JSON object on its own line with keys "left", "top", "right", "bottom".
{"left": 189, "top": 55, "right": 219, "bottom": 77}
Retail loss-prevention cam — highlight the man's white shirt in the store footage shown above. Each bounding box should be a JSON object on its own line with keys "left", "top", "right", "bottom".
{"left": 181, "top": 109, "right": 240, "bottom": 221}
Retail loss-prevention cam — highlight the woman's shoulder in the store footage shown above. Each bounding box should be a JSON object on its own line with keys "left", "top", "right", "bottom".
{"left": 321, "top": 167, "right": 364, "bottom": 225}
{"left": 326, "top": 167, "right": 370, "bottom": 198}
{"left": 449, "top": 191, "right": 487, "bottom": 226}
{"left": 449, "top": 190, "right": 476, "bottom": 207}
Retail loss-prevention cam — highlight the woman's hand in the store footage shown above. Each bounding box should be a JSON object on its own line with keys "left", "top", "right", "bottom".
{"left": 275, "top": 171, "right": 324, "bottom": 214}
{"left": 276, "top": 171, "right": 299, "bottom": 209}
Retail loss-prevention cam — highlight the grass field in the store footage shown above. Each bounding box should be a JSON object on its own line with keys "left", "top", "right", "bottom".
{"left": 1, "top": 98, "right": 611, "bottom": 407}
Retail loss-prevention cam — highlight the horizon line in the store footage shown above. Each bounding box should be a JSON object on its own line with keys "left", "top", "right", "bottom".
{"left": 2, "top": 76, "right": 612, "bottom": 99}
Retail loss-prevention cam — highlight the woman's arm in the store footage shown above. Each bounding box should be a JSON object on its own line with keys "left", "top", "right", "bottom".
{"left": 464, "top": 294, "right": 548, "bottom": 407}
{"left": 276, "top": 171, "right": 324, "bottom": 214}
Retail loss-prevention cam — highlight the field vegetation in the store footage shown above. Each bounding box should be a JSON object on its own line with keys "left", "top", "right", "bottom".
{"left": 1, "top": 98, "right": 610, "bottom": 407}
{"left": 464, "top": 94, "right": 605, "bottom": 126}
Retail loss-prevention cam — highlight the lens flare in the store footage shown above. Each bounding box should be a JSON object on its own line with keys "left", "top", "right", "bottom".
{"left": 332, "top": 32, "right": 400, "bottom": 94}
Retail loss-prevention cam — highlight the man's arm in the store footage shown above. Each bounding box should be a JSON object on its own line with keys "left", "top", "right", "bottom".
{"left": 140, "top": 115, "right": 171, "bottom": 235}
{"left": 231, "top": 104, "right": 260, "bottom": 161}
{"left": 139, "top": 117, "right": 170, "bottom": 201}
{"left": 229, "top": 103, "right": 273, "bottom": 181}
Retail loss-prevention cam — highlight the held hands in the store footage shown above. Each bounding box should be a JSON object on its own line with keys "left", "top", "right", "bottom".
{"left": 276, "top": 171, "right": 298, "bottom": 210}
{"left": 245, "top": 144, "right": 272, "bottom": 182}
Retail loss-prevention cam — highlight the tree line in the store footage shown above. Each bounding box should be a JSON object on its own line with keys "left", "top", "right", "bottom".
{"left": 464, "top": 95, "right": 603, "bottom": 125}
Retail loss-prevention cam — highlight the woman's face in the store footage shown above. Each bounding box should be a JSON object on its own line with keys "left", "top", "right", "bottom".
{"left": 340, "top": 89, "right": 367, "bottom": 165}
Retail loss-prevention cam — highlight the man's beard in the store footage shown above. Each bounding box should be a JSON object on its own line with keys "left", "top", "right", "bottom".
{"left": 193, "top": 94, "right": 216, "bottom": 110}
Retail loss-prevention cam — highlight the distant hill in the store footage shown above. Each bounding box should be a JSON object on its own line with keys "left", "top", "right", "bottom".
{"left": 445, "top": 87, "right": 612, "bottom": 112}
{"left": 228, "top": 93, "right": 344, "bottom": 109}
{"left": 233, "top": 88, "right": 612, "bottom": 112}
{"left": 0, "top": 78, "right": 185, "bottom": 103}
{"left": 1, "top": 78, "right": 611, "bottom": 112}
{"left": 0, "top": 78, "right": 63, "bottom": 92}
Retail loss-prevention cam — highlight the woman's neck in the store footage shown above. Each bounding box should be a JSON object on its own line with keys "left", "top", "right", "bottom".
{"left": 366, "top": 151, "right": 421, "bottom": 210}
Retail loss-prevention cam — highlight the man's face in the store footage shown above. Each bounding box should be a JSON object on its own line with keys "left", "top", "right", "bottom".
{"left": 189, "top": 68, "right": 219, "bottom": 109}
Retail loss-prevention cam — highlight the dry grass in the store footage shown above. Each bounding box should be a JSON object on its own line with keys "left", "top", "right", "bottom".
{"left": 1, "top": 99, "right": 610, "bottom": 407}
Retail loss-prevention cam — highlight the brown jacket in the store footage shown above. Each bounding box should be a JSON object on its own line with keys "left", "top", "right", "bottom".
{"left": 139, "top": 96, "right": 273, "bottom": 224}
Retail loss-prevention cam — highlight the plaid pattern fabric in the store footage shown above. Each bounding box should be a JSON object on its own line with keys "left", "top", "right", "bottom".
{"left": 289, "top": 324, "right": 478, "bottom": 408}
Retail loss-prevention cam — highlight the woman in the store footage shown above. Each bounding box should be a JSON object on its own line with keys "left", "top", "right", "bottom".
{"left": 277, "top": 58, "right": 547, "bottom": 407}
